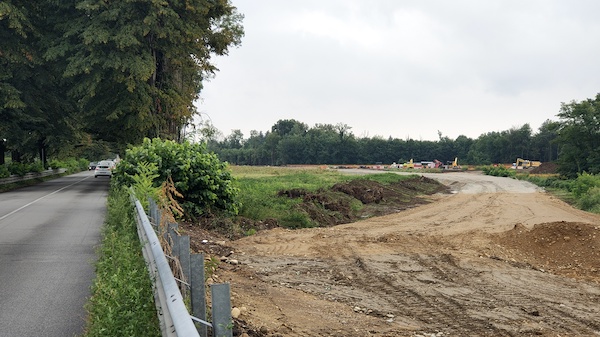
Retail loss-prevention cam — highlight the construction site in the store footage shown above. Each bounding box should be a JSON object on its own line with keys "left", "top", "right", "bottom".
{"left": 185, "top": 168, "right": 599, "bottom": 337}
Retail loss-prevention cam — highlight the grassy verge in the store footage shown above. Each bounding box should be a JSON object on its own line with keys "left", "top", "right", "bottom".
{"left": 516, "top": 173, "right": 600, "bottom": 213}
{"left": 233, "top": 166, "right": 347, "bottom": 224}
{"left": 231, "top": 166, "right": 426, "bottom": 228}
{"left": 82, "top": 187, "right": 160, "bottom": 337}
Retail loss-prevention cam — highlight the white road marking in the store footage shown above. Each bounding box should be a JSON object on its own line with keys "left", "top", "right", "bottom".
{"left": 0, "top": 176, "right": 91, "bottom": 222}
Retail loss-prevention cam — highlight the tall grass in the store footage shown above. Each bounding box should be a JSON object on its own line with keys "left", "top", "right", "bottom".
{"left": 518, "top": 172, "right": 600, "bottom": 213}
{"left": 230, "top": 166, "right": 418, "bottom": 227}
{"left": 83, "top": 187, "right": 160, "bottom": 337}
{"left": 233, "top": 167, "right": 344, "bottom": 226}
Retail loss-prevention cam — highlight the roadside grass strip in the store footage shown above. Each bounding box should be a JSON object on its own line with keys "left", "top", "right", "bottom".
{"left": 83, "top": 187, "right": 160, "bottom": 337}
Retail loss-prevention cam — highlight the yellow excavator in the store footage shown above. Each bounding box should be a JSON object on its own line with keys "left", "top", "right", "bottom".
{"left": 445, "top": 157, "right": 461, "bottom": 170}
{"left": 514, "top": 158, "right": 542, "bottom": 169}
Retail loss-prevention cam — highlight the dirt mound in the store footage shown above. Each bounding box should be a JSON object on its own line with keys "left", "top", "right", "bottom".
{"left": 530, "top": 162, "right": 558, "bottom": 174}
{"left": 491, "top": 221, "right": 600, "bottom": 280}
{"left": 182, "top": 171, "right": 600, "bottom": 336}
{"left": 277, "top": 176, "right": 449, "bottom": 227}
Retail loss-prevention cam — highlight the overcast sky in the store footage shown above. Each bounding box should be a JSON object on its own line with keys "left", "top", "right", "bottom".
{"left": 194, "top": 0, "right": 600, "bottom": 141}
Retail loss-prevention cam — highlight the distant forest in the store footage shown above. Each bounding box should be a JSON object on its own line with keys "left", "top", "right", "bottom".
{"left": 205, "top": 94, "right": 600, "bottom": 178}
{"left": 208, "top": 119, "right": 556, "bottom": 166}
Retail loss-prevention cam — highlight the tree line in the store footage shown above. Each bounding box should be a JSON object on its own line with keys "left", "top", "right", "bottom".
{"left": 206, "top": 93, "right": 600, "bottom": 178}
{"left": 0, "top": 0, "right": 244, "bottom": 165}
{"left": 2, "top": 1, "right": 598, "bottom": 179}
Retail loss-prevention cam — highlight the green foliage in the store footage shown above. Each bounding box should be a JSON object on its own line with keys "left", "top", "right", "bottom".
{"left": 48, "top": 157, "right": 88, "bottom": 173}
{"left": 232, "top": 167, "right": 427, "bottom": 229}
{"left": 356, "top": 172, "right": 417, "bottom": 184}
{"left": 480, "top": 165, "right": 516, "bottom": 177}
{"left": 83, "top": 187, "right": 160, "bottom": 337}
{"left": 280, "top": 211, "right": 314, "bottom": 229}
{"left": 209, "top": 119, "right": 557, "bottom": 168}
{"left": 572, "top": 172, "right": 600, "bottom": 198}
{"left": 50, "top": 0, "right": 244, "bottom": 143}
{"left": 0, "top": 165, "right": 9, "bottom": 178}
{"left": 113, "top": 138, "right": 239, "bottom": 219}
{"left": 28, "top": 162, "right": 44, "bottom": 173}
{"left": 127, "top": 162, "right": 160, "bottom": 211}
{"left": 518, "top": 173, "right": 600, "bottom": 213}
{"left": 7, "top": 162, "right": 28, "bottom": 176}
{"left": 519, "top": 174, "right": 573, "bottom": 191}
{"left": 234, "top": 167, "right": 343, "bottom": 222}
{"left": 556, "top": 94, "right": 600, "bottom": 177}
{"left": 578, "top": 187, "right": 600, "bottom": 213}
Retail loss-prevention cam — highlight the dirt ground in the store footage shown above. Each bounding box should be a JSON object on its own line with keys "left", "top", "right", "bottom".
{"left": 186, "top": 170, "right": 600, "bottom": 337}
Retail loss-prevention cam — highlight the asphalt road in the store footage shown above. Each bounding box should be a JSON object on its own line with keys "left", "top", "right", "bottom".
{"left": 0, "top": 171, "right": 109, "bottom": 337}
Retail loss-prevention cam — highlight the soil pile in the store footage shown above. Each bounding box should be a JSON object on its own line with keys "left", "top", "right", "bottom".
{"left": 530, "top": 162, "right": 558, "bottom": 174}
{"left": 181, "top": 171, "right": 600, "bottom": 337}
{"left": 491, "top": 221, "right": 600, "bottom": 281}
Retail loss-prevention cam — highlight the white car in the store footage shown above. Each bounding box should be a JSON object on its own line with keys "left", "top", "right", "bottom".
{"left": 94, "top": 160, "right": 114, "bottom": 178}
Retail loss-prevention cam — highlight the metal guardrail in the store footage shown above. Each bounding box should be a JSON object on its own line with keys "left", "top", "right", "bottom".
{"left": 0, "top": 168, "right": 67, "bottom": 185}
{"left": 132, "top": 197, "right": 233, "bottom": 337}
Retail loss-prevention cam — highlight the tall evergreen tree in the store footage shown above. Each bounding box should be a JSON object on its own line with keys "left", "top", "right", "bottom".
{"left": 47, "top": 0, "right": 244, "bottom": 146}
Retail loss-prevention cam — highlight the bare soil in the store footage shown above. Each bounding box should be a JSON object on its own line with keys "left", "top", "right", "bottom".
{"left": 184, "top": 170, "right": 600, "bottom": 337}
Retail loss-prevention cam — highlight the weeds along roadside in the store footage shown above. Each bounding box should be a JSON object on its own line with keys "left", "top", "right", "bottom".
{"left": 516, "top": 172, "right": 600, "bottom": 214}
{"left": 231, "top": 166, "right": 427, "bottom": 229}
{"left": 82, "top": 186, "right": 160, "bottom": 337}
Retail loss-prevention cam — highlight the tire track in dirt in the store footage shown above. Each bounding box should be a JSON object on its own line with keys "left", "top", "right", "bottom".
{"left": 227, "top": 171, "right": 600, "bottom": 336}
{"left": 346, "top": 252, "right": 503, "bottom": 335}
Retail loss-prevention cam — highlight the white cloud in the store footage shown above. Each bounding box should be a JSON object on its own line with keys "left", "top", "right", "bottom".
{"left": 196, "top": 0, "right": 600, "bottom": 141}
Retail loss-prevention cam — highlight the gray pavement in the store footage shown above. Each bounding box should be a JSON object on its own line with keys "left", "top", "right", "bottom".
{"left": 0, "top": 171, "right": 109, "bottom": 337}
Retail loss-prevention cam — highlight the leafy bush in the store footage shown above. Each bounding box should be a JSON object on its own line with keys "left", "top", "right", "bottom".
{"left": 578, "top": 187, "right": 600, "bottom": 213}
{"left": 112, "top": 138, "right": 239, "bottom": 219}
{"left": 481, "top": 165, "right": 516, "bottom": 177}
{"left": 520, "top": 172, "right": 600, "bottom": 213}
{"left": 571, "top": 172, "right": 600, "bottom": 198}
{"left": 47, "top": 159, "right": 64, "bottom": 170}
{"left": 0, "top": 165, "right": 9, "bottom": 178}
{"left": 48, "top": 157, "right": 88, "bottom": 172}
{"left": 27, "top": 162, "right": 44, "bottom": 173}
{"left": 7, "top": 162, "right": 28, "bottom": 176}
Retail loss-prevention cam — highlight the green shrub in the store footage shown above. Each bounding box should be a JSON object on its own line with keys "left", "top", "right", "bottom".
{"left": 571, "top": 172, "right": 600, "bottom": 198}
{"left": 48, "top": 159, "right": 64, "bottom": 170}
{"left": 27, "top": 162, "right": 44, "bottom": 173}
{"left": 481, "top": 165, "right": 516, "bottom": 177}
{"left": 577, "top": 186, "right": 600, "bottom": 213}
{"left": 7, "top": 162, "right": 28, "bottom": 176}
{"left": 112, "top": 138, "right": 240, "bottom": 219}
{"left": 0, "top": 165, "right": 9, "bottom": 178}
{"left": 48, "top": 157, "right": 86, "bottom": 173}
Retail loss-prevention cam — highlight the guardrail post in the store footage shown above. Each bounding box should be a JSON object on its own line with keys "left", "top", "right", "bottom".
{"left": 168, "top": 223, "right": 179, "bottom": 257}
{"left": 191, "top": 253, "right": 208, "bottom": 337}
{"left": 179, "top": 235, "right": 191, "bottom": 294}
{"left": 148, "top": 198, "right": 160, "bottom": 230}
{"left": 211, "top": 283, "right": 233, "bottom": 337}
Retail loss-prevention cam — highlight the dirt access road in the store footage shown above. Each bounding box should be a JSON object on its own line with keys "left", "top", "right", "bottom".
{"left": 217, "top": 170, "right": 600, "bottom": 337}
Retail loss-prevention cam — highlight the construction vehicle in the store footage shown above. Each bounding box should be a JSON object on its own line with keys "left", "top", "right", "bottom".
{"left": 402, "top": 159, "right": 414, "bottom": 169}
{"left": 513, "top": 158, "right": 542, "bottom": 169}
{"left": 444, "top": 157, "right": 461, "bottom": 170}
